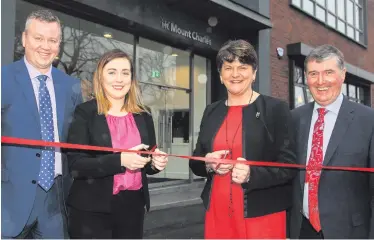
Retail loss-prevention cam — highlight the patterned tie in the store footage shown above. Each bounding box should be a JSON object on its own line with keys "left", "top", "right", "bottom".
{"left": 37, "top": 75, "right": 55, "bottom": 191}
{"left": 306, "top": 108, "right": 327, "bottom": 232}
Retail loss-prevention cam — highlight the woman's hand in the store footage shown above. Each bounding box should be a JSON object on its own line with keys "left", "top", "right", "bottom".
{"left": 205, "top": 150, "right": 233, "bottom": 175}
{"left": 120, "top": 144, "right": 151, "bottom": 170}
{"left": 151, "top": 148, "right": 168, "bottom": 171}
{"left": 232, "top": 157, "right": 250, "bottom": 184}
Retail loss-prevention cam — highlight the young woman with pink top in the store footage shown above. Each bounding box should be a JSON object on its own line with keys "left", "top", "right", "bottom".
{"left": 65, "top": 49, "right": 168, "bottom": 239}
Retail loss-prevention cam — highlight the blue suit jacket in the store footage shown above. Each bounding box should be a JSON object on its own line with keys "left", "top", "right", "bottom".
{"left": 1, "top": 59, "right": 82, "bottom": 237}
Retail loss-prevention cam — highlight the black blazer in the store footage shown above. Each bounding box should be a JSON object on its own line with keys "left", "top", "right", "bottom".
{"left": 189, "top": 95, "right": 297, "bottom": 218}
{"left": 65, "top": 99, "right": 159, "bottom": 213}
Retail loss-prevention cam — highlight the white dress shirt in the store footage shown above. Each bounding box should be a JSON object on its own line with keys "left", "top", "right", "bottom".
{"left": 24, "top": 57, "right": 62, "bottom": 177}
{"left": 303, "top": 93, "right": 344, "bottom": 218}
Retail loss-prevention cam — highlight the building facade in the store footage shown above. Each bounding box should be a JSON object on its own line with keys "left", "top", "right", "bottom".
{"left": 270, "top": 0, "right": 374, "bottom": 108}
{"left": 1, "top": 0, "right": 373, "bottom": 188}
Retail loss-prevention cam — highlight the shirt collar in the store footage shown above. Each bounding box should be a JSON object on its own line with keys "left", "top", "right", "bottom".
{"left": 24, "top": 56, "right": 52, "bottom": 80}
{"left": 313, "top": 93, "right": 344, "bottom": 115}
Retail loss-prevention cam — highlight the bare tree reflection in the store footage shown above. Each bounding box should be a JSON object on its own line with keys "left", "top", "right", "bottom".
{"left": 138, "top": 50, "right": 176, "bottom": 107}
{"left": 14, "top": 24, "right": 133, "bottom": 101}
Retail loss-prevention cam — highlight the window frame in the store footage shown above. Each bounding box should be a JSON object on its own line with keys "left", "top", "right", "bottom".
{"left": 289, "top": 59, "right": 371, "bottom": 108}
{"left": 290, "top": 0, "right": 368, "bottom": 47}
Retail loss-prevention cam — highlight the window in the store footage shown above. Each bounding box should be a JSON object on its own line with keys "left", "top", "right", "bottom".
{"left": 343, "top": 82, "right": 366, "bottom": 104}
{"left": 293, "top": 65, "right": 314, "bottom": 108}
{"left": 291, "top": 0, "right": 366, "bottom": 45}
{"left": 291, "top": 64, "right": 370, "bottom": 108}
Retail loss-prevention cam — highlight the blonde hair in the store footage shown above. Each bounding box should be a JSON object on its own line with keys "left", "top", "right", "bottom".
{"left": 93, "top": 49, "right": 149, "bottom": 115}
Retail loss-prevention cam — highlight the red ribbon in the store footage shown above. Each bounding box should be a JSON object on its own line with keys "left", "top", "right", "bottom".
{"left": 2, "top": 136, "right": 374, "bottom": 173}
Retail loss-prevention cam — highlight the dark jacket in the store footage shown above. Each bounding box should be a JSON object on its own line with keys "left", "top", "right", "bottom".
{"left": 189, "top": 95, "right": 297, "bottom": 218}
{"left": 289, "top": 98, "right": 374, "bottom": 239}
{"left": 65, "top": 99, "right": 159, "bottom": 213}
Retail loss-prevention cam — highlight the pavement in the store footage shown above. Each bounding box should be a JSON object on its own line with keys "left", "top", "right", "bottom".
{"left": 143, "top": 181, "right": 206, "bottom": 239}
{"left": 144, "top": 204, "right": 205, "bottom": 239}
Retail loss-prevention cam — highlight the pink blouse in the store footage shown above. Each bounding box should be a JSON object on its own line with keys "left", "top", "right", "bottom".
{"left": 106, "top": 113, "right": 143, "bottom": 194}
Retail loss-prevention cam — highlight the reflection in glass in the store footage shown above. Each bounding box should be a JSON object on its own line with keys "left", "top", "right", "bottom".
{"left": 303, "top": 0, "right": 314, "bottom": 15}
{"left": 193, "top": 55, "right": 208, "bottom": 148}
{"left": 346, "top": 0, "right": 354, "bottom": 25}
{"left": 306, "top": 88, "right": 314, "bottom": 103}
{"left": 348, "top": 84, "right": 356, "bottom": 98}
{"left": 294, "top": 86, "right": 305, "bottom": 108}
{"left": 316, "top": 0, "right": 325, "bottom": 6}
{"left": 292, "top": 0, "right": 301, "bottom": 7}
{"left": 354, "top": 5, "right": 362, "bottom": 29}
{"left": 327, "top": 14, "right": 336, "bottom": 28}
{"left": 347, "top": 26, "right": 354, "bottom": 38}
{"left": 337, "top": 0, "right": 345, "bottom": 19}
{"left": 140, "top": 84, "right": 191, "bottom": 181}
{"left": 316, "top": 6, "right": 326, "bottom": 22}
{"left": 137, "top": 40, "right": 192, "bottom": 182}
{"left": 137, "top": 38, "right": 189, "bottom": 88}
{"left": 294, "top": 66, "right": 304, "bottom": 83}
{"left": 342, "top": 83, "right": 348, "bottom": 95}
{"left": 337, "top": 20, "right": 345, "bottom": 33}
{"left": 357, "top": 86, "right": 364, "bottom": 101}
{"left": 327, "top": 0, "right": 336, "bottom": 13}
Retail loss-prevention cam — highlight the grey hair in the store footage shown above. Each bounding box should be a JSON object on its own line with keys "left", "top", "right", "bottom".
{"left": 24, "top": 9, "right": 61, "bottom": 35}
{"left": 304, "top": 44, "right": 345, "bottom": 72}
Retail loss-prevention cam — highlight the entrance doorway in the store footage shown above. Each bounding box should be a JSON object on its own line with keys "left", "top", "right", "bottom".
{"left": 140, "top": 83, "right": 191, "bottom": 183}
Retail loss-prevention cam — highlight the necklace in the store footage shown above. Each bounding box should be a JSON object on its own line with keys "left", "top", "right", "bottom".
{"left": 225, "top": 90, "right": 254, "bottom": 217}
{"left": 225, "top": 90, "right": 254, "bottom": 158}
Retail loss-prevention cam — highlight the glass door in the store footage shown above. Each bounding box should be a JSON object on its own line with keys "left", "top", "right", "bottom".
{"left": 140, "top": 83, "right": 191, "bottom": 183}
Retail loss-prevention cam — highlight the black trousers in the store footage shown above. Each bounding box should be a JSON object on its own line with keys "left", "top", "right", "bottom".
{"left": 299, "top": 215, "right": 324, "bottom": 239}
{"left": 68, "top": 189, "right": 145, "bottom": 239}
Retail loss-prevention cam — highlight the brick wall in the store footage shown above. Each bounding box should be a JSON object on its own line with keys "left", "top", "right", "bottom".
{"left": 270, "top": 0, "right": 374, "bottom": 106}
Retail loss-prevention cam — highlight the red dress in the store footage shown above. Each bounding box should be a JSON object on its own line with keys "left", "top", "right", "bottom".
{"left": 205, "top": 105, "right": 286, "bottom": 239}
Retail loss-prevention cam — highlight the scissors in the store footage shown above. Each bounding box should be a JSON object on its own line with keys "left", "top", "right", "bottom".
{"left": 214, "top": 150, "right": 230, "bottom": 171}
{"left": 147, "top": 145, "right": 157, "bottom": 158}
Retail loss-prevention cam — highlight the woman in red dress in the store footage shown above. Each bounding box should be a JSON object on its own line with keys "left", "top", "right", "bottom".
{"left": 189, "top": 39, "right": 296, "bottom": 239}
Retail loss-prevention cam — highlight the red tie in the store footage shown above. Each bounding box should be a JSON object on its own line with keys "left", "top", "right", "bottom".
{"left": 306, "top": 108, "right": 327, "bottom": 232}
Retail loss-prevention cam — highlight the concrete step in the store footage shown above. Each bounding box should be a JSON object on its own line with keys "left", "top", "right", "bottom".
{"left": 144, "top": 180, "right": 206, "bottom": 237}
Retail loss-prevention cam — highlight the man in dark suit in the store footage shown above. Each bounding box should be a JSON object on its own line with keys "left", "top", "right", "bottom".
{"left": 289, "top": 44, "right": 374, "bottom": 239}
{"left": 1, "top": 10, "right": 82, "bottom": 238}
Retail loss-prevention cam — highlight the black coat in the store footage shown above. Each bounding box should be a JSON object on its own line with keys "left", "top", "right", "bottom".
{"left": 189, "top": 95, "right": 297, "bottom": 218}
{"left": 65, "top": 99, "right": 159, "bottom": 213}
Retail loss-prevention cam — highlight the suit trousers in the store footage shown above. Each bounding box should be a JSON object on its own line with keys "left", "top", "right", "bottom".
{"left": 14, "top": 176, "right": 68, "bottom": 239}
{"left": 299, "top": 215, "right": 324, "bottom": 239}
{"left": 68, "top": 189, "right": 145, "bottom": 239}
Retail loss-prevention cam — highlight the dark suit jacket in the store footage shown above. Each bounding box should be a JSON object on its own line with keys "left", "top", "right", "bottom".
{"left": 1, "top": 59, "right": 82, "bottom": 237}
{"left": 65, "top": 99, "right": 159, "bottom": 213}
{"left": 189, "top": 95, "right": 297, "bottom": 218}
{"left": 290, "top": 97, "right": 374, "bottom": 239}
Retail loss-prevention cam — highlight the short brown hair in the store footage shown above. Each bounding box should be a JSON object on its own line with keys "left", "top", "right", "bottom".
{"left": 216, "top": 39, "right": 258, "bottom": 72}
{"left": 93, "top": 49, "right": 148, "bottom": 115}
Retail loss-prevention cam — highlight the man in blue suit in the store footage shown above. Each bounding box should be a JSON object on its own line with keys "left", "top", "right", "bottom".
{"left": 1, "top": 9, "right": 82, "bottom": 238}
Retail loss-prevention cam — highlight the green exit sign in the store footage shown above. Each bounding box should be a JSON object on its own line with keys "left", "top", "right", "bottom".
{"left": 151, "top": 70, "right": 160, "bottom": 78}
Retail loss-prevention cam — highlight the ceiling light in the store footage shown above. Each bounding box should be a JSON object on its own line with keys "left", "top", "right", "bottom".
{"left": 103, "top": 32, "right": 113, "bottom": 38}
{"left": 171, "top": 53, "right": 178, "bottom": 57}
